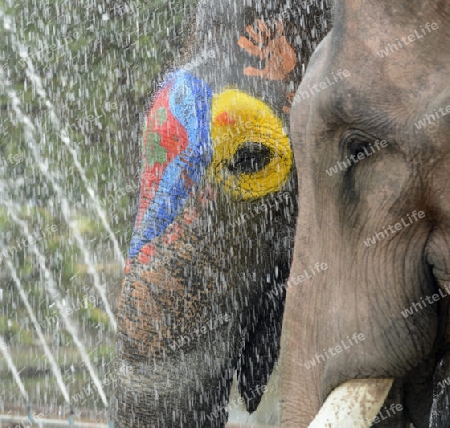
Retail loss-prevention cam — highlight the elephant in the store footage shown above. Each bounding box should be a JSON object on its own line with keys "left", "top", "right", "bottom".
{"left": 279, "top": 0, "right": 450, "bottom": 426}
{"left": 113, "top": 0, "right": 332, "bottom": 426}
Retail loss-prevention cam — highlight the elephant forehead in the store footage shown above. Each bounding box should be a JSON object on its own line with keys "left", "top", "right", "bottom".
{"left": 128, "top": 71, "right": 213, "bottom": 259}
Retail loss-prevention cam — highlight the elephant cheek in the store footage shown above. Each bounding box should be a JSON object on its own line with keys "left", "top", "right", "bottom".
{"left": 117, "top": 278, "right": 164, "bottom": 358}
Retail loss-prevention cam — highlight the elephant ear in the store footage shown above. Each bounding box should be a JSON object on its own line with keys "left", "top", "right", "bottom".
{"left": 236, "top": 269, "right": 287, "bottom": 413}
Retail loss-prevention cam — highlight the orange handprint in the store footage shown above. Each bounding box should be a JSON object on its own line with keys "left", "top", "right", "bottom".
{"left": 238, "top": 19, "right": 296, "bottom": 81}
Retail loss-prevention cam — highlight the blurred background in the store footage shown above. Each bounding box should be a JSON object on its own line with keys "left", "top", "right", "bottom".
{"left": 0, "top": 0, "right": 195, "bottom": 424}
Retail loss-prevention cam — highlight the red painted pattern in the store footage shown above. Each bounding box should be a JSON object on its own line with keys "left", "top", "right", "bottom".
{"left": 137, "top": 243, "right": 157, "bottom": 265}
{"left": 124, "top": 259, "right": 132, "bottom": 274}
{"left": 163, "top": 223, "right": 182, "bottom": 246}
{"left": 183, "top": 208, "right": 198, "bottom": 225}
{"left": 213, "top": 111, "right": 237, "bottom": 126}
{"left": 135, "top": 83, "right": 189, "bottom": 229}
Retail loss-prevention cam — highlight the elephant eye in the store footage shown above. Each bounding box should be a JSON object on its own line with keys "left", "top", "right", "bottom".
{"left": 227, "top": 142, "right": 272, "bottom": 174}
{"left": 339, "top": 130, "right": 386, "bottom": 173}
{"left": 349, "top": 141, "right": 367, "bottom": 160}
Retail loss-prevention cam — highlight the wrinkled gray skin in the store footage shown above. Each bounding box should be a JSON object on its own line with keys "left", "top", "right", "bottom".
{"left": 113, "top": 1, "right": 331, "bottom": 426}
{"left": 281, "top": 0, "right": 450, "bottom": 426}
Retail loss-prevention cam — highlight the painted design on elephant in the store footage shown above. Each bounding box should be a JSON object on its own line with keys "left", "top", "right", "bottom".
{"left": 126, "top": 73, "right": 292, "bottom": 265}
{"left": 128, "top": 71, "right": 213, "bottom": 258}
{"left": 238, "top": 19, "right": 296, "bottom": 81}
{"left": 209, "top": 89, "right": 292, "bottom": 200}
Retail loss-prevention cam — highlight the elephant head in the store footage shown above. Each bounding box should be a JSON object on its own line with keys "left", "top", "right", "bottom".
{"left": 280, "top": 0, "right": 450, "bottom": 426}
{"left": 113, "top": 1, "right": 331, "bottom": 426}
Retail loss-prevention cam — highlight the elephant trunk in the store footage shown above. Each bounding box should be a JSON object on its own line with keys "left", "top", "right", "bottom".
{"left": 114, "top": 242, "right": 240, "bottom": 426}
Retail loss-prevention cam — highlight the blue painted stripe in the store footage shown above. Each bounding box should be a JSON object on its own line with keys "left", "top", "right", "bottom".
{"left": 129, "top": 71, "right": 213, "bottom": 258}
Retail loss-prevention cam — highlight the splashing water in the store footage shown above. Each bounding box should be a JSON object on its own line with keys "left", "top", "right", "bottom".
{"left": 4, "top": 256, "right": 71, "bottom": 403}
{"left": 0, "top": 67, "right": 117, "bottom": 332}
{"left": 2, "top": 197, "right": 108, "bottom": 407}
{"left": 0, "top": 335, "right": 28, "bottom": 401}
{"left": 1, "top": 8, "right": 125, "bottom": 269}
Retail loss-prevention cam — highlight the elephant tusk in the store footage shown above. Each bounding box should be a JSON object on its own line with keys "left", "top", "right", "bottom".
{"left": 307, "top": 378, "right": 394, "bottom": 428}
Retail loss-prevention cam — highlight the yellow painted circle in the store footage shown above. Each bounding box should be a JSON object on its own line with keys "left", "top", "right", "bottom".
{"left": 209, "top": 89, "right": 292, "bottom": 200}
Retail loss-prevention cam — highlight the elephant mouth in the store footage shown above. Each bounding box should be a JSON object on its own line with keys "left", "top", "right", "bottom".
{"left": 306, "top": 273, "right": 450, "bottom": 427}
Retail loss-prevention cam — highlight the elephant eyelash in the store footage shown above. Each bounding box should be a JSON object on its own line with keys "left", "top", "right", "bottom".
{"left": 227, "top": 142, "right": 272, "bottom": 174}
{"left": 338, "top": 130, "right": 389, "bottom": 204}
{"left": 349, "top": 141, "right": 369, "bottom": 160}
{"left": 339, "top": 130, "right": 383, "bottom": 172}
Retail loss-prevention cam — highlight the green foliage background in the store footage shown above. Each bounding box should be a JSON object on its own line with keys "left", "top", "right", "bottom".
{"left": 0, "top": 0, "right": 195, "bottom": 418}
